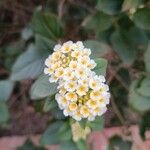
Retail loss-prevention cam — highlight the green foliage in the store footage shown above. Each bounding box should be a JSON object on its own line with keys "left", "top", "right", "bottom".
{"left": 1, "top": 0, "right": 150, "bottom": 149}
{"left": 0, "top": 80, "right": 14, "bottom": 101}
{"left": 96, "top": 0, "right": 124, "bottom": 15}
{"left": 17, "top": 139, "right": 46, "bottom": 150}
{"left": 10, "top": 44, "right": 47, "bottom": 81}
{"left": 40, "top": 121, "right": 64, "bottom": 145}
{"left": 129, "top": 79, "right": 150, "bottom": 113}
{"left": 144, "top": 43, "right": 150, "bottom": 73}
{"left": 122, "top": 0, "right": 142, "bottom": 11}
{"left": 84, "top": 40, "right": 111, "bottom": 58}
{"left": 35, "top": 34, "right": 55, "bottom": 53}
{"left": 108, "top": 135, "right": 132, "bottom": 150}
{"left": 30, "top": 75, "right": 57, "bottom": 100}
{"left": 111, "top": 26, "right": 148, "bottom": 64}
{"left": 87, "top": 116, "right": 104, "bottom": 131}
{"left": 60, "top": 141, "right": 77, "bottom": 150}
{"left": 43, "top": 96, "right": 57, "bottom": 112}
{"left": 137, "top": 77, "right": 150, "bottom": 97}
{"left": 133, "top": 8, "right": 150, "bottom": 30}
{"left": 50, "top": 107, "right": 66, "bottom": 120}
{"left": 31, "top": 11, "right": 64, "bottom": 41}
{"left": 78, "top": 119, "right": 87, "bottom": 129}
{"left": 83, "top": 12, "right": 112, "bottom": 32}
{"left": 93, "top": 58, "right": 108, "bottom": 76}
{"left": 21, "top": 27, "right": 33, "bottom": 40}
{"left": 76, "top": 140, "right": 88, "bottom": 150}
{"left": 58, "top": 121, "right": 72, "bottom": 141}
{"left": 0, "top": 102, "right": 9, "bottom": 123}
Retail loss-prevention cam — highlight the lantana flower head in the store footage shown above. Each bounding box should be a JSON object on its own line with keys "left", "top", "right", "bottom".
{"left": 44, "top": 41, "right": 110, "bottom": 121}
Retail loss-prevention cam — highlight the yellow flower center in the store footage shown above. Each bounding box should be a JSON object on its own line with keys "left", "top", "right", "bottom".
{"left": 94, "top": 107, "right": 100, "bottom": 112}
{"left": 99, "top": 98, "right": 104, "bottom": 103}
{"left": 90, "top": 100, "right": 96, "bottom": 107}
{"left": 92, "top": 82, "right": 97, "bottom": 87}
{"left": 69, "top": 103, "right": 77, "bottom": 111}
{"left": 93, "top": 91, "right": 100, "bottom": 97}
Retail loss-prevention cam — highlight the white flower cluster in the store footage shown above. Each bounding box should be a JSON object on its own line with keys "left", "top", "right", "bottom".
{"left": 44, "top": 41, "right": 110, "bottom": 121}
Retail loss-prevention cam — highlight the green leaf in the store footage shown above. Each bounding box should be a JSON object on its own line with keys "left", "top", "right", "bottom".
{"left": 4, "top": 40, "right": 25, "bottom": 70}
{"left": 137, "top": 77, "right": 150, "bottom": 97}
{"left": 0, "top": 102, "right": 9, "bottom": 123}
{"left": 43, "top": 96, "right": 57, "bottom": 112}
{"left": 35, "top": 34, "right": 55, "bottom": 53}
{"left": 111, "top": 29, "right": 135, "bottom": 64}
{"left": 133, "top": 8, "right": 150, "bottom": 30}
{"left": 17, "top": 139, "right": 46, "bottom": 150}
{"left": 122, "top": 0, "right": 142, "bottom": 11}
{"left": 110, "top": 26, "right": 148, "bottom": 65}
{"left": 108, "top": 135, "right": 132, "bottom": 150}
{"left": 76, "top": 140, "right": 88, "bottom": 150}
{"left": 83, "top": 40, "right": 111, "bottom": 58}
{"left": 10, "top": 44, "right": 47, "bottom": 81}
{"left": 140, "top": 111, "right": 150, "bottom": 140}
{"left": 60, "top": 141, "right": 77, "bottom": 150}
{"left": 83, "top": 12, "right": 112, "bottom": 32}
{"left": 31, "top": 11, "right": 64, "bottom": 41}
{"left": 129, "top": 80, "right": 150, "bottom": 113}
{"left": 96, "top": 0, "right": 124, "bottom": 15}
{"left": 79, "top": 119, "right": 87, "bottom": 129}
{"left": 0, "top": 80, "right": 14, "bottom": 101}
{"left": 87, "top": 116, "right": 104, "bottom": 131}
{"left": 40, "top": 121, "right": 64, "bottom": 145}
{"left": 51, "top": 107, "right": 66, "bottom": 120}
{"left": 30, "top": 75, "right": 57, "bottom": 100}
{"left": 93, "top": 58, "right": 108, "bottom": 76}
{"left": 144, "top": 43, "right": 150, "bottom": 73}
{"left": 21, "top": 27, "right": 33, "bottom": 41}
{"left": 58, "top": 122, "right": 72, "bottom": 141}
{"left": 33, "top": 100, "right": 45, "bottom": 113}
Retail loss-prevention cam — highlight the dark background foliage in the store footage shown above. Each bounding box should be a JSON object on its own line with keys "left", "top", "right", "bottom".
{"left": 0, "top": 0, "right": 150, "bottom": 149}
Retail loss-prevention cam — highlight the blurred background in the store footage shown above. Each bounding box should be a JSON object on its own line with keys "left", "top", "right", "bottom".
{"left": 0, "top": 0, "right": 150, "bottom": 149}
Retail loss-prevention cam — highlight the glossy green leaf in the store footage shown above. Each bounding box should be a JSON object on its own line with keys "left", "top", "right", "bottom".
{"left": 79, "top": 119, "right": 87, "bottom": 129}
{"left": 0, "top": 102, "right": 9, "bottom": 123}
{"left": 96, "top": 0, "right": 124, "bottom": 15}
{"left": 43, "top": 97, "right": 57, "bottom": 112}
{"left": 129, "top": 80, "right": 150, "bottom": 113}
{"left": 111, "top": 28, "right": 136, "bottom": 64}
{"left": 40, "top": 121, "right": 64, "bottom": 145}
{"left": 122, "top": 0, "right": 142, "bottom": 11}
{"left": 144, "top": 43, "right": 150, "bottom": 73}
{"left": 17, "top": 139, "right": 46, "bottom": 150}
{"left": 87, "top": 116, "right": 104, "bottom": 131}
{"left": 93, "top": 58, "right": 108, "bottom": 76}
{"left": 60, "top": 141, "right": 77, "bottom": 150}
{"left": 137, "top": 77, "right": 150, "bottom": 97}
{"left": 76, "top": 140, "right": 88, "bottom": 150}
{"left": 30, "top": 75, "right": 57, "bottom": 100}
{"left": 58, "top": 122, "right": 72, "bottom": 141}
{"left": 133, "top": 8, "right": 150, "bottom": 30}
{"left": 35, "top": 34, "right": 55, "bottom": 53}
{"left": 10, "top": 44, "right": 46, "bottom": 81}
{"left": 83, "top": 12, "right": 112, "bottom": 32}
{"left": 51, "top": 107, "right": 66, "bottom": 120}
{"left": 31, "top": 11, "right": 64, "bottom": 41}
{"left": 108, "top": 135, "right": 132, "bottom": 150}
{"left": 0, "top": 80, "right": 14, "bottom": 101}
{"left": 83, "top": 40, "right": 111, "bottom": 58}
{"left": 21, "top": 27, "right": 33, "bottom": 41}
{"left": 100, "top": 26, "right": 148, "bottom": 65}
